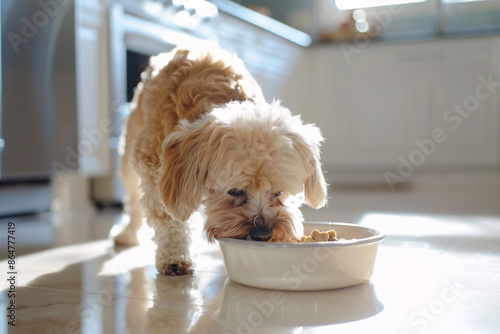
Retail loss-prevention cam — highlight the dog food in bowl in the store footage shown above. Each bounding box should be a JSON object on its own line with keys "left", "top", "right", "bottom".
{"left": 300, "top": 229, "right": 338, "bottom": 242}
{"left": 217, "top": 222, "right": 385, "bottom": 290}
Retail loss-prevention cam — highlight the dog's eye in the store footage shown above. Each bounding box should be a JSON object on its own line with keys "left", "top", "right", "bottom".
{"left": 274, "top": 191, "right": 283, "bottom": 198}
{"left": 228, "top": 188, "right": 245, "bottom": 197}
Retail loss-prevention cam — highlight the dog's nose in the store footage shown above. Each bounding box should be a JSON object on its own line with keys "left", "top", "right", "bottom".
{"left": 249, "top": 226, "right": 273, "bottom": 241}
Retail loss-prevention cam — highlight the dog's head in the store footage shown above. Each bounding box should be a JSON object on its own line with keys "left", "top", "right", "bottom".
{"left": 159, "top": 101, "right": 328, "bottom": 242}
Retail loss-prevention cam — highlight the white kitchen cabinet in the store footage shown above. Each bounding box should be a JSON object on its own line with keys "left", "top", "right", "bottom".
{"left": 427, "top": 67, "right": 498, "bottom": 168}
{"left": 284, "top": 36, "right": 500, "bottom": 175}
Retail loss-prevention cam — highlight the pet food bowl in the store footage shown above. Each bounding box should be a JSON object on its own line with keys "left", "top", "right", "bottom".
{"left": 217, "top": 222, "right": 385, "bottom": 291}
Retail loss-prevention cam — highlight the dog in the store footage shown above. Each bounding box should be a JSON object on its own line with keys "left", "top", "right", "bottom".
{"left": 113, "top": 45, "right": 328, "bottom": 275}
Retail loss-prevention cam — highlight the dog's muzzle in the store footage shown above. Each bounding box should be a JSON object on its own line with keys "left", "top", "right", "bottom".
{"left": 249, "top": 216, "right": 273, "bottom": 241}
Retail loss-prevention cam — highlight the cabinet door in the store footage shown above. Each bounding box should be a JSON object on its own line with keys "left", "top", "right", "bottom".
{"left": 428, "top": 68, "right": 498, "bottom": 167}
{"left": 315, "top": 48, "right": 426, "bottom": 171}
{"left": 339, "top": 70, "right": 423, "bottom": 169}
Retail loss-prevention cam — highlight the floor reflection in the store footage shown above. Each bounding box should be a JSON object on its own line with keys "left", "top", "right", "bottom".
{"left": 210, "top": 279, "right": 384, "bottom": 333}
{"left": 4, "top": 203, "right": 499, "bottom": 333}
{"left": 0, "top": 240, "right": 226, "bottom": 334}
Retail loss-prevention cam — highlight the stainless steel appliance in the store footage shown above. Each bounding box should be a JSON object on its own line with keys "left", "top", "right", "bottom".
{"left": 0, "top": 0, "right": 78, "bottom": 215}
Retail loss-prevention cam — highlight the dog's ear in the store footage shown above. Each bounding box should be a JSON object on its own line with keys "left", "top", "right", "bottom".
{"left": 158, "top": 115, "right": 217, "bottom": 221}
{"left": 304, "top": 158, "right": 328, "bottom": 209}
{"left": 288, "top": 128, "right": 328, "bottom": 209}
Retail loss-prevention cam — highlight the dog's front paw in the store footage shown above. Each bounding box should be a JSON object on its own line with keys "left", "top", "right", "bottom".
{"left": 157, "top": 258, "right": 194, "bottom": 276}
{"left": 167, "top": 263, "right": 194, "bottom": 276}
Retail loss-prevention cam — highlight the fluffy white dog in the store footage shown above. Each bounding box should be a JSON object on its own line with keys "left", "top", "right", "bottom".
{"left": 114, "top": 45, "right": 328, "bottom": 275}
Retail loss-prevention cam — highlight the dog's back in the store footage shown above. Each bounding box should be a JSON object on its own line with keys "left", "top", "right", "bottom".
{"left": 132, "top": 45, "right": 264, "bottom": 137}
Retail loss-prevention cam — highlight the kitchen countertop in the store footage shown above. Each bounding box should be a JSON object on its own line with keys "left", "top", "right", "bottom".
{"left": 1, "top": 208, "right": 499, "bottom": 333}
{"left": 211, "top": 0, "right": 312, "bottom": 47}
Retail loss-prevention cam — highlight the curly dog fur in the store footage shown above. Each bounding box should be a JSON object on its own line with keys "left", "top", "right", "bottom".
{"left": 114, "top": 45, "right": 328, "bottom": 275}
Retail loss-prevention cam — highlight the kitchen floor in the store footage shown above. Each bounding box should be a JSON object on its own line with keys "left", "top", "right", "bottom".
{"left": 1, "top": 171, "right": 500, "bottom": 333}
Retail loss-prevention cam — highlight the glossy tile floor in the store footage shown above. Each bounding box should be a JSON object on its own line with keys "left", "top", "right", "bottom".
{"left": 1, "top": 172, "right": 500, "bottom": 333}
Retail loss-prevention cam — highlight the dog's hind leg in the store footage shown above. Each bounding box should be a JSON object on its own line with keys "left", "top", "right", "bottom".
{"left": 113, "top": 110, "right": 144, "bottom": 246}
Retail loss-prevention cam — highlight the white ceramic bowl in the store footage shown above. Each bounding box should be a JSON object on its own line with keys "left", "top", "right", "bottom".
{"left": 217, "top": 222, "right": 385, "bottom": 291}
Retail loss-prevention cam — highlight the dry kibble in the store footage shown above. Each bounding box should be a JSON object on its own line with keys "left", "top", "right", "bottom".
{"left": 299, "top": 229, "right": 339, "bottom": 242}
{"left": 303, "top": 236, "right": 315, "bottom": 242}
{"left": 315, "top": 232, "right": 329, "bottom": 242}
